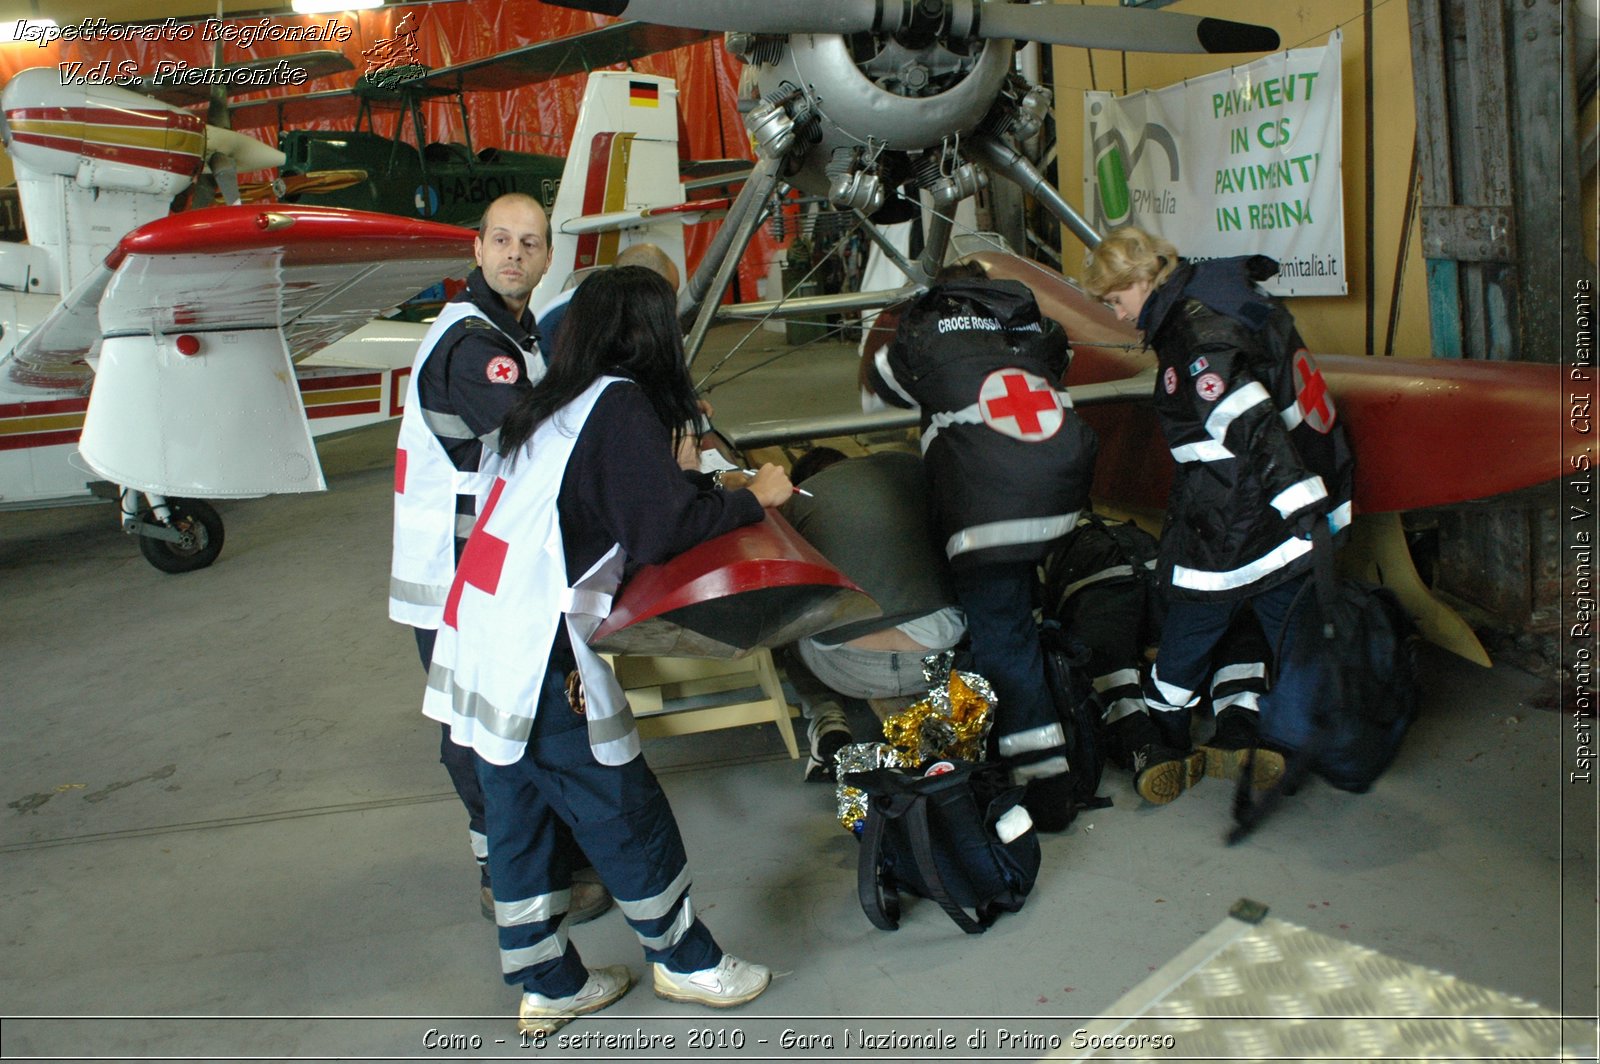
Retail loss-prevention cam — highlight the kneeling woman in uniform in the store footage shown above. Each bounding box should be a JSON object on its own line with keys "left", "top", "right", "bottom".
{"left": 424, "top": 265, "right": 793, "bottom": 1035}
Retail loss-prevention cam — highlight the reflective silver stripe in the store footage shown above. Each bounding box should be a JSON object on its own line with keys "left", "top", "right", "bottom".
{"left": 923, "top": 402, "right": 984, "bottom": 451}
{"left": 1093, "top": 668, "right": 1142, "bottom": 693}
{"left": 500, "top": 925, "right": 568, "bottom": 974}
{"left": 496, "top": 889, "right": 571, "bottom": 927}
{"left": 590, "top": 731, "right": 641, "bottom": 766}
{"left": 1010, "top": 755, "right": 1069, "bottom": 782}
{"left": 997, "top": 721, "right": 1066, "bottom": 758}
{"left": 1101, "top": 696, "right": 1145, "bottom": 726}
{"left": 616, "top": 864, "right": 691, "bottom": 923}
{"left": 1328, "top": 500, "right": 1353, "bottom": 531}
{"left": 928, "top": 404, "right": 983, "bottom": 431}
{"left": 1203, "top": 380, "right": 1271, "bottom": 440}
{"left": 1062, "top": 564, "right": 1134, "bottom": 601}
{"left": 586, "top": 707, "right": 639, "bottom": 748}
{"left": 632, "top": 897, "right": 695, "bottom": 952}
{"left": 470, "top": 831, "right": 488, "bottom": 861}
{"left": 454, "top": 513, "right": 478, "bottom": 539}
{"left": 1211, "top": 690, "right": 1260, "bottom": 713}
{"left": 873, "top": 345, "right": 919, "bottom": 408}
{"left": 1212, "top": 662, "right": 1267, "bottom": 686}
{"left": 421, "top": 406, "right": 474, "bottom": 440}
{"left": 1270, "top": 475, "right": 1328, "bottom": 518}
{"left": 1148, "top": 666, "right": 1198, "bottom": 711}
{"left": 479, "top": 428, "right": 501, "bottom": 454}
{"left": 946, "top": 510, "right": 1079, "bottom": 559}
{"left": 427, "top": 663, "right": 535, "bottom": 747}
{"left": 1279, "top": 400, "right": 1304, "bottom": 431}
{"left": 391, "top": 576, "right": 448, "bottom": 607}
{"left": 1170, "top": 438, "right": 1234, "bottom": 463}
{"left": 1171, "top": 534, "right": 1313, "bottom": 593}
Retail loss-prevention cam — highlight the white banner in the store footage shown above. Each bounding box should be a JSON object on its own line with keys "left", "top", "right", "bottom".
{"left": 1083, "top": 31, "right": 1345, "bottom": 297}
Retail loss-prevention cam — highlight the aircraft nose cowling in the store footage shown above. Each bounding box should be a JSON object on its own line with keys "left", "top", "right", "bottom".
{"left": 1, "top": 68, "right": 202, "bottom": 198}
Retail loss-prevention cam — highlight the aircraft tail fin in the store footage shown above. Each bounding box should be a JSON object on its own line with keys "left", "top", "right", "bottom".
{"left": 532, "top": 71, "right": 687, "bottom": 313}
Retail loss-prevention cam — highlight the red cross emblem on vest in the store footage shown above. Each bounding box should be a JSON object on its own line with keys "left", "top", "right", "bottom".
{"left": 486, "top": 355, "right": 519, "bottom": 384}
{"left": 444, "top": 478, "right": 509, "bottom": 628}
{"left": 1293, "top": 349, "right": 1337, "bottom": 433}
{"left": 979, "top": 368, "right": 1063, "bottom": 441}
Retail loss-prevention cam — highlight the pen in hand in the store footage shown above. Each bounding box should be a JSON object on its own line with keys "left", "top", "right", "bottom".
{"left": 738, "top": 468, "right": 813, "bottom": 497}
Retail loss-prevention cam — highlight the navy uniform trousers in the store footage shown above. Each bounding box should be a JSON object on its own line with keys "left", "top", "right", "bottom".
{"left": 472, "top": 642, "right": 722, "bottom": 997}
{"left": 1142, "top": 574, "right": 1305, "bottom": 745}
{"left": 953, "top": 560, "right": 1075, "bottom": 831}
{"left": 416, "top": 626, "right": 490, "bottom": 884}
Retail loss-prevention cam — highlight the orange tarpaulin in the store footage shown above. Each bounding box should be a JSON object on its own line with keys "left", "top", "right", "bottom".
{"left": 0, "top": 4, "right": 783, "bottom": 300}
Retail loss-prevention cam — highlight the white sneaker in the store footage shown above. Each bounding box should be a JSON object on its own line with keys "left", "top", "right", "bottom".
{"left": 652, "top": 954, "right": 771, "bottom": 1008}
{"left": 518, "top": 965, "right": 632, "bottom": 1035}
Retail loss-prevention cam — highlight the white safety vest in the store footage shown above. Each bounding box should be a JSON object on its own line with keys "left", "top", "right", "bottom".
{"left": 388, "top": 302, "right": 530, "bottom": 629}
{"left": 422, "top": 376, "right": 639, "bottom": 767}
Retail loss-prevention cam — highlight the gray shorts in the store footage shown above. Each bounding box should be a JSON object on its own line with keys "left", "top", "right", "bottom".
{"left": 795, "top": 637, "right": 945, "bottom": 702}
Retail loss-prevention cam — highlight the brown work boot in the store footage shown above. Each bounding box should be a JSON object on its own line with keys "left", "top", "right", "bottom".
{"left": 569, "top": 866, "right": 614, "bottom": 925}
{"left": 1132, "top": 744, "right": 1205, "bottom": 804}
{"left": 482, "top": 869, "right": 613, "bottom": 925}
{"left": 1199, "top": 712, "right": 1286, "bottom": 789}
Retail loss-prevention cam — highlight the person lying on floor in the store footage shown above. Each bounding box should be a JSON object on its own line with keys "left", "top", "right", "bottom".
{"left": 777, "top": 447, "right": 967, "bottom": 780}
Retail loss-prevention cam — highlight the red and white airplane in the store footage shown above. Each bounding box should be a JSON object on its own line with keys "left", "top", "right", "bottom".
{"left": 0, "top": 63, "right": 704, "bottom": 571}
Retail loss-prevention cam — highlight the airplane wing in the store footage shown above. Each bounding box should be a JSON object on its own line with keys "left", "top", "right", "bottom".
{"left": 224, "top": 21, "right": 714, "bottom": 129}
{"left": 407, "top": 22, "right": 715, "bottom": 95}
{"left": 682, "top": 158, "right": 752, "bottom": 194}
{"left": 966, "top": 250, "right": 1572, "bottom": 516}
{"left": 226, "top": 86, "right": 374, "bottom": 131}
{"left": 6, "top": 204, "right": 476, "bottom": 499}
{"left": 556, "top": 198, "right": 731, "bottom": 236}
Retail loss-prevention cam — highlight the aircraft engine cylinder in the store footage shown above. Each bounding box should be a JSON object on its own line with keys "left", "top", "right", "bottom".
{"left": 776, "top": 33, "right": 1012, "bottom": 151}
{"left": 937, "top": 160, "right": 987, "bottom": 201}
{"left": 1010, "top": 85, "right": 1053, "bottom": 143}
{"left": 727, "top": 32, "right": 787, "bottom": 66}
{"left": 828, "top": 168, "right": 885, "bottom": 214}
{"left": 745, "top": 99, "right": 797, "bottom": 160}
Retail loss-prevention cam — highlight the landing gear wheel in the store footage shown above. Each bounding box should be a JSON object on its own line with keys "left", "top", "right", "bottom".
{"left": 137, "top": 498, "right": 225, "bottom": 574}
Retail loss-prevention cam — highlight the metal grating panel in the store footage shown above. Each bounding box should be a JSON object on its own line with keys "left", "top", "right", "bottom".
{"left": 1056, "top": 911, "right": 1597, "bottom": 1062}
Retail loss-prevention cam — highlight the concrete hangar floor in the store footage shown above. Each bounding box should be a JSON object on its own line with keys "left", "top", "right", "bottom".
{"left": 0, "top": 324, "right": 1592, "bottom": 1059}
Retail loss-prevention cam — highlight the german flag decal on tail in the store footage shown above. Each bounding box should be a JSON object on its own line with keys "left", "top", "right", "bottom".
{"left": 628, "top": 80, "right": 659, "bottom": 107}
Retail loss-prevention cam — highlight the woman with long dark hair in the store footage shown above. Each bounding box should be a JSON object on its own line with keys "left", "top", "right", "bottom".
{"left": 424, "top": 266, "right": 792, "bottom": 1035}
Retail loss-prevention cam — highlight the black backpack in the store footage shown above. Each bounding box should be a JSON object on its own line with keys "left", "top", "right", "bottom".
{"left": 1040, "top": 512, "right": 1161, "bottom": 648}
{"left": 1033, "top": 513, "right": 1163, "bottom": 822}
{"left": 846, "top": 760, "right": 1041, "bottom": 934}
{"left": 1038, "top": 623, "right": 1112, "bottom": 825}
{"left": 1230, "top": 526, "right": 1421, "bottom": 841}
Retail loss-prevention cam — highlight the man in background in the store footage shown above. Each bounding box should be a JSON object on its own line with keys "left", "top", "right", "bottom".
{"left": 536, "top": 243, "right": 681, "bottom": 349}
{"left": 390, "top": 193, "right": 612, "bottom": 922}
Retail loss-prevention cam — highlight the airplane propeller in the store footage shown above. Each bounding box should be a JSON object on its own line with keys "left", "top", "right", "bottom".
{"left": 199, "top": 125, "right": 287, "bottom": 207}
{"left": 540, "top": 0, "right": 1279, "bottom": 55}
